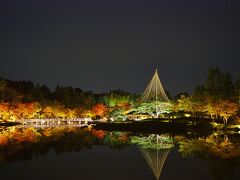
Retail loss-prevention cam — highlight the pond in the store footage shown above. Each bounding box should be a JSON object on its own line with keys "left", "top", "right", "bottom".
{"left": 0, "top": 125, "right": 240, "bottom": 180}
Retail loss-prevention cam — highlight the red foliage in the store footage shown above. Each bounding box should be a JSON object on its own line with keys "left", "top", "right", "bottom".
{"left": 0, "top": 135, "right": 8, "bottom": 145}
{"left": 91, "top": 103, "right": 108, "bottom": 117}
{"left": 91, "top": 129, "right": 105, "bottom": 139}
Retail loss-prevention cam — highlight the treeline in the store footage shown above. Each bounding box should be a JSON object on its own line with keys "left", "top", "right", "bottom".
{"left": 175, "top": 67, "right": 240, "bottom": 123}
{"left": 0, "top": 67, "right": 239, "bottom": 123}
{"left": 0, "top": 77, "right": 137, "bottom": 122}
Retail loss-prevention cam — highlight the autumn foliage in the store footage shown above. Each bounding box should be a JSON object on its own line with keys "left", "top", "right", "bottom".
{"left": 91, "top": 103, "right": 108, "bottom": 117}
{"left": 0, "top": 102, "right": 95, "bottom": 122}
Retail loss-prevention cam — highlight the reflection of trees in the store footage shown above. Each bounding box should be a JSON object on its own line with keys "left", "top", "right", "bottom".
{"left": 102, "top": 131, "right": 129, "bottom": 148}
{"left": 131, "top": 134, "right": 174, "bottom": 180}
{"left": 0, "top": 127, "right": 97, "bottom": 162}
{"left": 177, "top": 134, "right": 240, "bottom": 159}
{"left": 177, "top": 134, "right": 240, "bottom": 180}
{"left": 2, "top": 127, "right": 240, "bottom": 180}
{"left": 0, "top": 127, "right": 130, "bottom": 162}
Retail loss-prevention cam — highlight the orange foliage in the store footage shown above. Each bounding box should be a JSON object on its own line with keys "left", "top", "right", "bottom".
{"left": 11, "top": 102, "right": 42, "bottom": 120}
{"left": 10, "top": 128, "right": 40, "bottom": 143}
{"left": 52, "top": 105, "right": 67, "bottom": 119}
{"left": 91, "top": 129, "right": 105, "bottom": 139}
{"left": 91, "top": 103, "right": 108, "bottom": 117}
{"left": 42, "top": 106, "right": 54, "bottom": 118}
{"left": 41, "top": 128, "right": 53, "bottom": 137}
{"left": 0, "top": 103, "right": 11, "bottom": 121}
{"left": 0, "top": 134, "right": 8, "bottom": 145}
{"left": 214, "top": 100, "right": 238, "bottom": 123}
{"left": 118, "top": 102, "right": 131, "bottom": 110}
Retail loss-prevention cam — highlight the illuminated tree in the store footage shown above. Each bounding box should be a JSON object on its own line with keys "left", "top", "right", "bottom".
{"left": 109, "top": 108, "right": 127, "bottom": 121}
{"left": 214, "top": 100, "right": 238, "bottom": 124}
{"left": 52, "top": 105, "right": 67, "bottom": 119}
{"left": 11, "top": 102, "right": 42, "bottom": 120}
{"left": 204, "top": 100, "right": 219, "bottom": 120}
{"left": 176, "top": 95, "right": 203, "bottom": 116}
{"left": 91, "top": 103, "right": 108, "bottom": 117}
{"left": 42, "top": 106, "right": 55, "bottom": 118}
{"left": 135, "top": 102, "right": 173, "bottom": 118}
{"left": 176, "top": 95, "right": 191, "bottom": 111}
{"left": 73, "top": 107, "right": 86, "bottom": 117}
{"left": 82, "top": 110, "right": 94, "bottom": 118}
{"left": 0, "top": 103, "right": 11, "bottom": 121}
{"left": 100, "top": 90, "right": 135, "bottom": 107}
{"left": 65, "top": 108, "right": 77, "bottom": 118}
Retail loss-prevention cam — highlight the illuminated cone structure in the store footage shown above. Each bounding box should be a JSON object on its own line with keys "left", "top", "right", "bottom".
{"left": 141, "top": 69, "right": 169, "bottom": 102}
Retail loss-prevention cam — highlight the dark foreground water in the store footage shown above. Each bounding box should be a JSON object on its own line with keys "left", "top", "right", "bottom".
{"left": 0, "top": 126, "right": 240, "bottom": 180}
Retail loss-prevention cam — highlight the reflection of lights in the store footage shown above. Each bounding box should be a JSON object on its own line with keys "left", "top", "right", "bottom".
{"left": 184, "top": 113, "right": 191, "bottom": 117}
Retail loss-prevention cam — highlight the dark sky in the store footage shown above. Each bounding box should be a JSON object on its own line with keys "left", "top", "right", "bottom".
{"left": 0, "top": 0, "right": 240, "bottom": 95}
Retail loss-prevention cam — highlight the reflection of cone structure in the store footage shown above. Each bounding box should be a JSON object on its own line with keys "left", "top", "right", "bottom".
{"left": 139, "top": 147, "right": 170, "bottom": 180}
{"left": 133, "top": 135, "right": 173, "bottom": 180}
{"left": 141, "top": 69, "right": 169, "bottom": 102}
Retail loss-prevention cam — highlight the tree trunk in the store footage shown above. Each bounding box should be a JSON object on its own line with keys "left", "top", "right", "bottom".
{"left": 224, "top": 117, "right": 228, "bottom": 124}
{"left": 211, "top": 114, "right": 215, "bottom": 123}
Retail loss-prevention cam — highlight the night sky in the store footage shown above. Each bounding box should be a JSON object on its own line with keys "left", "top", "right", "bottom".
{"left": 0, "top": 0, "right": 240, "bottom": 95}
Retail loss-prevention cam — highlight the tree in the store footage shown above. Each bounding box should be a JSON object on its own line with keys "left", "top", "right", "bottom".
{"left": 99, "top": 90, "right": 135, "bottom": 107}
{"left": 214, "top": 100, "right": 238, "bottom": 124}
{"left": 109, "top": 108, "right": 127, "bottom": 121}
{"left": 51, "top": 104, "right": 68, "bottom": 119}
{"left": 203, "top": 99, "right": 219, "bottom": 120}
{"left": 11, "top": 102, "right": 42, "bottom": 120}
{"left": 32, "top": 84, "right": 51, "bottom": 103}
{"left": 91, "top": 103, "right": 108, "bottom": 117}
{"left": 0, "top": 103, "right": 11, "bottom": 121}
{"left": 205, "top": 67, "right": 234, "bottom": 100}
{"left": 234, "top": 74, "right": 240, "bottom": 105}
{"left": 135, "top": 102, "right": 173, "bottom": 118}
{"left": 42, "top": 106, "right": 55, "bottom": 118}
{"left": 52, "top": 86, "right": 96, "bottom": 108}
{"left": 0, "top": 80, "right": 7, "bottom": 102}
{"left": 174, "top": 92, "right": 189, "bottom": 101}
{"left": 176, "top": 95, "right": 204, "bottom": 116}
{"left": 193, "top": 86, "right": 206, "bottom": 98}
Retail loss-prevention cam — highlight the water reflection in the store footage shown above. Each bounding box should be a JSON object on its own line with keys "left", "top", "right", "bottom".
{"left": 131, "top": 134, "right": 174, "bottom": 180}
{"left": 0, "top": 126, "right": 240, "bottom": 179}
{"left": 176, "top": 133, "right": 240, "bottom": 180}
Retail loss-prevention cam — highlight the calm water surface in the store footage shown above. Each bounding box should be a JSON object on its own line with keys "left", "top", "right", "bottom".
{"left": 0, "top": 126, "right": 239, "bottom": 180}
